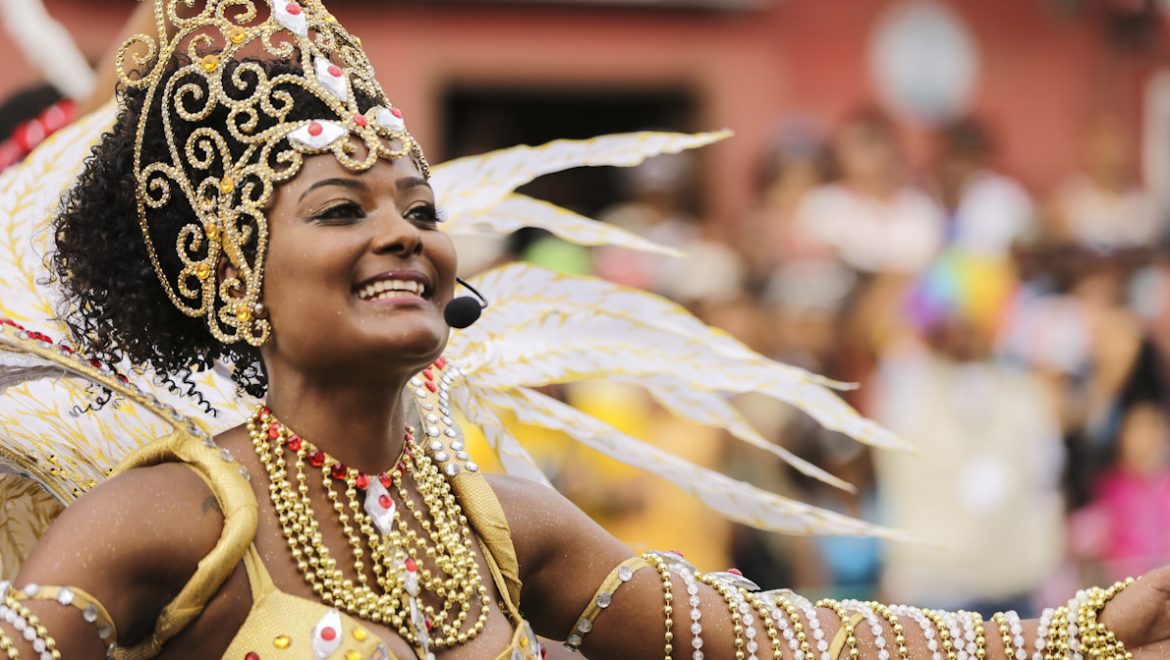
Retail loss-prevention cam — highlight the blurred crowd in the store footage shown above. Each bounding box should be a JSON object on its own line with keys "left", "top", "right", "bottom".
{"left": 4, "top": 73, "right": 1169, "bottom": 621}
{"left": 487, "top": 106, "right": 1170, "bottom": 619}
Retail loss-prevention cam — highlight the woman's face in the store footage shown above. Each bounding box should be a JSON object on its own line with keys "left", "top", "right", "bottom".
{"left": 256, "top": 153, "right": 456, "bottom": 380}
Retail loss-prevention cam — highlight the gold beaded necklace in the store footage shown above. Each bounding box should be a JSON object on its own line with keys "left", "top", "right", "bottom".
{"left": 247, "top": 405, "right": 491, "bottom": 651}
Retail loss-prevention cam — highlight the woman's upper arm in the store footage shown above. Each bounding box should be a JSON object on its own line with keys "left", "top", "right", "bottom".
{"left": 3, "top": 463, "right": 222, "bottom": 658}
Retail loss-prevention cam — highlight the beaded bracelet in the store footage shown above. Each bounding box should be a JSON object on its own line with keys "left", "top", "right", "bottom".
{"left": 1032, "top": 607, "right": 1054, "bottom": 660}
{"left": 672, "top": 565, "right": 707, "bottom": 660}
{"left": 737, "top": 590, "right": 763, "bottom": 660}
{"left": 562, "top": 556, "right": 650, "bottom": 652}
{"left": 8, "top": 583, "right": 118, "bottom": 648}
{"left": 816, "top": 600, "right": 861, "bottom": 660}
{"left": 866, "top": 601, "right": 910, "bottom": 660}
{"left": 641, "top": 553, "right": 676, "bottom": 660}
{"left": 1003, "top": 611, "right": 1027, "bottom": 660}
{"left": 697, "top": 572, "right": 745, "bottom": 659}
{"left": 761, "top": 591, "right": 814, "bottom": 659}
{"left": 0, "top": 594, "right": 59, "bottom": 660}
{"left": 841, "top": 601, "right": 890, "bottom": 660}
{"left": 788, "top": 592, "right": 830, "bottom": 660}
{"left": 0, "top": 626, "right": 17, "bottom": 660}
{"left": 745, "top": 592, "right": 784, "bottom": 660}
{"left": 890, "top": 605, "right": 942, "bottom": 660}
{"left": 921, "top": 610, "right": 958, "bottom": 660}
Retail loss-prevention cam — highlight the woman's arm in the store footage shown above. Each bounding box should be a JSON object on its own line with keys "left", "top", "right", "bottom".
{"left": 491, "top": 474, "right": 1170, "bottom": 659}
{"left": 0, "top": 463, "right": 223, "bottom": 658}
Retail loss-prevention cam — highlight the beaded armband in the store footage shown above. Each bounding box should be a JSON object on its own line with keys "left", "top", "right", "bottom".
{"left": 0, "top": 584, "right": 60, "bottom": 660}
{"left": 5, "top": 582, "right": 117, "bottom": 650}
{"left": 563, "top": 556, "right": 650, "bottom": 652}
{"left": 641, "top": 553, "right": 678, "bottom": 660}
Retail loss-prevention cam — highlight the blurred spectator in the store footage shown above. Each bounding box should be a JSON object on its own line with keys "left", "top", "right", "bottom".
{"left": 1050, "top": 115, "right": 1165, "bottom": 250}
{"left": 0, "top": 83, "right": 74, "bottom": 173}
{"left": 594, "top": 150, "right": 701, "bottom": 294}
{"left": 1069, "top": 401, "right": 1170, "bottom": 583}
{"left": 736, "top": 118, "right": 828, "bottom": 282}
{"left": 793, "top": 108, "right": 944, "bottom": 274}
{"left": 934, "top": 117, "right": 1036, "bottom": 256}
{"left": 872, "top": 253, "right": 1065, "bottom": 616}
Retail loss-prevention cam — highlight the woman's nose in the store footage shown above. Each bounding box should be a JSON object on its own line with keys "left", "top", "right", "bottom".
{"left": 370, "top": 212, "right": 423, "bottom": 257}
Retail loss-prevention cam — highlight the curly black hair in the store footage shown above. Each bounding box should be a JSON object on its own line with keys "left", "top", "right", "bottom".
{"left": 52, "top": 58, "right": 380, "bottom": 399}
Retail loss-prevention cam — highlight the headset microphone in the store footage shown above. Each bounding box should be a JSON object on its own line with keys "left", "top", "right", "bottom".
{"left": 444, "top": 278, "right": 489, "bottom": 329}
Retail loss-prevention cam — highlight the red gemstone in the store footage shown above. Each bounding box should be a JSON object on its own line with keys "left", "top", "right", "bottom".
{"left": 355, "top": 474, "right": 369, "bottom": 490}
{"left": 390, "top": 107, "right": 404, "bottom": 119}
{"left": 320, "top": 626, "right": 336, "bottom": 641}
{"left": 245, "top": 653, "right": 260, "bottom": 660}
{"left": 307, "top": 121, "right": 323, "bottom": 137}
{"left": 287, "top": 436, "right": 302, "bottom": 451}
{"left": 89, "top": 359, "right": 102, "bottom": 368}
{"left": 59, "top": 345, "right": 73, "bottom": 354}
{"left": 378, "top": 494, "right": 392, "bottom": 510}
{"left": 404, "top": 433, "right": 413, "bottom": 443}
{"left": 405, "top": 558, "right": 418, "bottom": 573}
{"left": 267, "top": 423, "right": 281, "bottom": 439}
{"left": 422, "top": 369, "right": 434, "bottom": 381}
{"left": 308, "top": 450, "right": 325, "bottom": 467}
{"left": 379, "top": 474, "right": 392, "bottom": 489}
{"left": 285, "top": 2, "right": 301, "bottom": 15}
{"left": 353, "top": 114, "right": 367, "bottom": 127}
{"left": 330, "top": 463, "right": 348, "bottom": 480}
{"left": 328, "top": 64, "right": 342, "bottom": 78}
{"left": 260, "top": 407, "right": 270, "bottom": 417}
{"left": 116, "top": 374, "right": 129, "bottom": 383}
{"left": 425, "top": 381, "right": 437, "bottom": 393}
{"left": 425, "top": 616, "right": 433, "bottom": 631}
{"left": 727, "top": 567, "right": 743, "bottom": 576}
{"left": 541, "top": 647, "right": 548, "bottom": 659}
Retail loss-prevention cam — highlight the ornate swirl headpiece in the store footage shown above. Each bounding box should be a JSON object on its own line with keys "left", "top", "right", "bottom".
{"left": 120, "top": 0, "right": 429, "bottom": 345}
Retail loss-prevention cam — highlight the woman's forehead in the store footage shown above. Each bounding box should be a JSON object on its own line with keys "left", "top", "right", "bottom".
{"left": 281, "top": 154, "right": 426, "bottom": 197}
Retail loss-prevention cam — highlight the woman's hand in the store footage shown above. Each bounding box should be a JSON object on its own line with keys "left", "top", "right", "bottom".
{"left": 1101, "top": 565, "right": 1170, "bottom": 658}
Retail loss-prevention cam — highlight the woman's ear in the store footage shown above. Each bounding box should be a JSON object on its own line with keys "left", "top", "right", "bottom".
{"left": 216, "top": 255, "right": 268, "bottom": 319}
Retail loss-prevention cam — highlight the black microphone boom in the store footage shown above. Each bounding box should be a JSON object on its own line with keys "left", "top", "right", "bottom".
{"left": 444, "top": 278, "right": 489, "bottom": 329}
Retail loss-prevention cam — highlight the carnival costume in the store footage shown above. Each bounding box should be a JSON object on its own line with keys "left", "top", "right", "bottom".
{"left": 0, "top": 1, "right": 1143, "bottom": 658}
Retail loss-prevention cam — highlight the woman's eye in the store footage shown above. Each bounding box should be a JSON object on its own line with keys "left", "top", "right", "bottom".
{"left": 313, "top": 202, "right": 365, "bottom": 222}
{"left": 407, "top": 204, "right": 444, "bottom": 225}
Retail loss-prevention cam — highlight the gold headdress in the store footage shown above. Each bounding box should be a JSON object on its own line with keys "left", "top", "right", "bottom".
{"left": 120, "top": 0, "right": 429, "bottom": 345}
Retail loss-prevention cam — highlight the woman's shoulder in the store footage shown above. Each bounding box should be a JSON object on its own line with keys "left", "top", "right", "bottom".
{"left": 39, "top": 458, "right": 225, "bottom": 584}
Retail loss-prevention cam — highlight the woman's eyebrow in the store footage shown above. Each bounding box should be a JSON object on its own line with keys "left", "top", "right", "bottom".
{"left": 397, "top": 176, "right": 431, "bottom": 192}
{"left": 299, "top": 177, "right": 365, "bottom": 202}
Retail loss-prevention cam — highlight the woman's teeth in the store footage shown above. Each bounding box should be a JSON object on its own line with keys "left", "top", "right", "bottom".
{"left": 356, "top": 279, "right": 425, "bottom": 301}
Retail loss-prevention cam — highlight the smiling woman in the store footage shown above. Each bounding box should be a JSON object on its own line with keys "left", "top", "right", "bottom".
{"left": 2, "top": 1, "right": 1170, "bottom": 659}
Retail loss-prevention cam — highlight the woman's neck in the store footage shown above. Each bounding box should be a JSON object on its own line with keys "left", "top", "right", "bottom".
{"left": 262, "top": 374, "right": 412, "bottom": 475}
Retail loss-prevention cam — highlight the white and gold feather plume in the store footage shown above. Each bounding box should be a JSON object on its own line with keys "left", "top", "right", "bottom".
{"left": 0, "top": 104, "right": 908, "bottom": 582}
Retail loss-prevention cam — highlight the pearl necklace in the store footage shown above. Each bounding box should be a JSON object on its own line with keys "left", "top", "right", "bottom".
{"left": 247, "top": 406, "right": 491, "bottom": 651}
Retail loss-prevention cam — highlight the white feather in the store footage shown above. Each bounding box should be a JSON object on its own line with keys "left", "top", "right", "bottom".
{"left": 444, "top": 193, "right": 680, "bottom": 256}
{"left": 431, "top": 131, "right": 731, "bottom": 221}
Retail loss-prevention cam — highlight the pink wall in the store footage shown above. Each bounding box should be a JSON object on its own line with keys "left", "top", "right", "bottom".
{"left": 1, "top": 0, "right": 1160, "bottom": 225}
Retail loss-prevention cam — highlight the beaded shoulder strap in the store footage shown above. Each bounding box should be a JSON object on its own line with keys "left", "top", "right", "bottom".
{"left": 406, "top": 357, "right": 523, "bottom": 610}
{"left": 108, "top": 430, "right": 259, "bottom": 660}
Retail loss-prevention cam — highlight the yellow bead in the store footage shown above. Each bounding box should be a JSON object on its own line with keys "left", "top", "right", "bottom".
{"left": 273, "top": 634, "right": 291, "bottom": 649}
{"left": 196, "top": 263, "right": 211, "bottom": 281}
{"left": 345, "top": 652, "right": 361, "bottom": 660}
{"left": 352, "top": 628, "right": 367, "bottom": 642}
{"left": 201, "top": 54, "right": 220, "bottom": 72}
{"left": 205, "top": 223, "right": 220, "bottom": 241}
{"left": 236, "top": 305, "right": 252, "bottom": 323}
{"left": 229, "top": 27, "right": 247, "bottom": 44}
{"left": 220, "top": 176, "right": 235, "bottom": 194}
